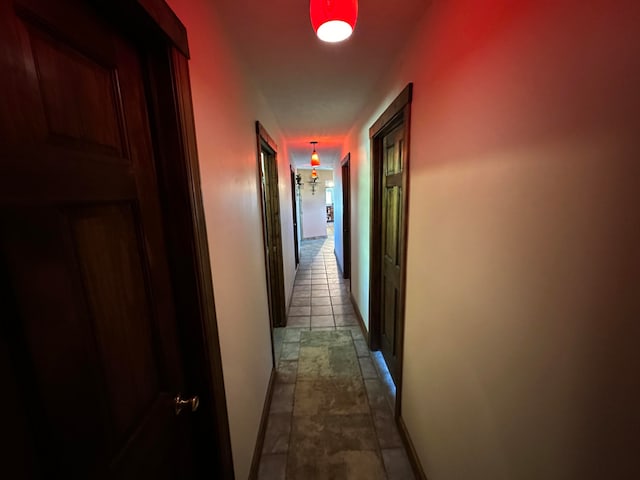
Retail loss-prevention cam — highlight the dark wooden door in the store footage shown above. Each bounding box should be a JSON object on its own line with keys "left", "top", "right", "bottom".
{"left": 290, "top": 167, "right": 300, "bottom": 267}
{"left": 1, "top": 0, "right": 198, "bottom": 477}
{"left": 341, "top": 155, "right": 351, "bottom": 279}
{"left": 257, "top": 123, "right": 286, "bottom": 328}
{"left": 380, "top": 124, "right": 407, "bottom": 384}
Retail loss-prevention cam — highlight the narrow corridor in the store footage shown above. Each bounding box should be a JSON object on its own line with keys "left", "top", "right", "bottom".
{"left": 258, "top": 233, "right": 415, "bottom": 479}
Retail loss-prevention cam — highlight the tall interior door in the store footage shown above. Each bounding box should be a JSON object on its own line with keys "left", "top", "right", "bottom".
{"left": 379, "top": 124, "right": 407, "bottom": 384}
{"left": 290, "top": 167, "right": 300, "bottom": 268}
{"left": 1, "top": 0, "right": 201, "bottom": 476}
{"left": 257, "top": 122, "right": 287, "bottom": 329}
{"left": 341, "top": 154, "right": 351, "bottom": 280}
{"left": 370, "top": 84, "right": 412, "bottom": 395}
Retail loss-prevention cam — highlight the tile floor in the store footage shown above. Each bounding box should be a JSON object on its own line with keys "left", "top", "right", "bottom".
{"left": 258, "top": 229, "right": 414, "bottom": 479}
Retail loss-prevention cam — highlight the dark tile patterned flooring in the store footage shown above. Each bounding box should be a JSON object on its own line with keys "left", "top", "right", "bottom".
{"left": 258, "top": 230, "right": 414, "bottom": 479}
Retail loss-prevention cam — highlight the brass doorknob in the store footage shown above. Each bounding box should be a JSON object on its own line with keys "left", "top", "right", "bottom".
{"left": 174, "top": 394, "right": 200, "bottom": 416}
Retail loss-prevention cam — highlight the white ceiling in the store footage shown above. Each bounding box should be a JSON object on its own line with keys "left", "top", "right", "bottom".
{"left": 211, "top": 0, "right": 429, "bottom": 169}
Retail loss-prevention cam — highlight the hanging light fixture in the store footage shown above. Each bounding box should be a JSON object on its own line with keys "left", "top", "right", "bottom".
{"left": 310, "top": 0, "right": 358, "bottom": 43}
{"left": 310, "top": 141, "right": 321, "bottom": 167}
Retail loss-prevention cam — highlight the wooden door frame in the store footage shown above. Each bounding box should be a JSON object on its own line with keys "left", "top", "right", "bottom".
{"left": 369, "top": 83, "right": 413, "bottom": 417}
{"left": 290, "top": 166, "right": 300, "bottom": 268}
{"left": 256, "top": 121, "right": 287, "bottom": 330}
{"left": 341, "top": 153, "right": 351, "bottom": 279}
{"left": 89, "top": 1, "right": 234, "bottom": 476}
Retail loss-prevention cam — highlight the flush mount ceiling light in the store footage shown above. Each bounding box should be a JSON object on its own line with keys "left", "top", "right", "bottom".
{"left": 310, "top": 141, "right": 321, "bottom": 166}
{"left": 310, "top": 0, "right": 358, "bottom": 43}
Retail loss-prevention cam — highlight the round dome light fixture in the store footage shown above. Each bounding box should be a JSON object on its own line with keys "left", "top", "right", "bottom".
{"left": 310, "top": 0, "right": 358, "bottom": 43}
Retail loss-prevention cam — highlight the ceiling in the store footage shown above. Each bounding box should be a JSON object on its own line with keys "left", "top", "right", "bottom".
{"left": 210, "top": 0, "right": 429, "bottom": 169}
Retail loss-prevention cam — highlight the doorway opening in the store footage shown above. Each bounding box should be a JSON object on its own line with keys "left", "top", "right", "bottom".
{"left": 369, "top": 84, "right": 413, "bottom": 417}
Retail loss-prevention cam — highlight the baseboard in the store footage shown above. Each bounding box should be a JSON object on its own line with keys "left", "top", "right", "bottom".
{"left": 397, "top": 415, "right": 428, "bottom": 480}
{"left": 248, "top": 367, "right": 277, "bottom": 479}
{"left": 350, "top": 292, "right": 369, "bottom": 344}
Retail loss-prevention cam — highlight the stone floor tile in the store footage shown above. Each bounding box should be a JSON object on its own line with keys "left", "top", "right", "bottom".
{"left": 262, "top": 413, "right": 292, "bottom": 454}
{"left": 353, "top": 338, "right": 370, "bottom": 357}
{"left": 372, "top": 408, "right": 403, "bottom": 449}
{"left": 290, "top": 296, "right": 311, "bottom": 306}
{"left": 364, "top": 378, "right": 390, "bottom": 411}
{"left": 288, "top": 306, "right": 311, "bottom": 316}
{"left": 283, "top": 328, "right": 303, "bottom": 343}
{"left": 276, "top": 360, "right": 298, "bottom": 384}
{"left": 335, "top": 314, "right": 358, "bottom": 326}
{"left": 382, "top": 448, "right": 415, "bottom": 479}
{"left": 288, "top": 415, "right": 385, "bottom": 479}
{"left": 294, "top": 378, "right": 369, "bottom": 416}
{"left": 332, "top": 304, "right": 355, "bottom": 315}
{"left": 280, "top": 341, "right": 301, "bottom": 361}
{"left": 331, "top": 295, "right": 352, "bottom": 305}
{"left": 311, "top": 296, "right": 332, "bottom": 306}
{"left": 311, "top": 315, "right": 334, "bottom": 327}
{"left": 311, "top": 305, "right": 333, "bottom": 316}
{"left": 258, "top": 453, "right": 287, "bottom": 480}
{"left": 358, "top": 356, "right": 378, "bottom": 379}
{"left": 286, "top": 316, "right": 310, "bottom": 328}
{"left": 270, "top": 383, "right": 295, "bottom": 414}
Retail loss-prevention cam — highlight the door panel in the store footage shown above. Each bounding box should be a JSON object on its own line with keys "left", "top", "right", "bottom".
{"left": 257, "top": 123, "right": 287, "bottom": 329}
{"left": 341, "top": 156, "right": 351, "bottom": 279}
{"left": 0, "top": 0, "right": 194, "bottom": 477}
{"left": 380, "top": 124, "right": 406, "bottom": 383}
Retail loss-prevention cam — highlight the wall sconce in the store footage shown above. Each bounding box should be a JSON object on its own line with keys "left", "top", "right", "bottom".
{"left": 295, "top": 173, "right": 303, "bottom": 196}
{"left": 309, "top": 168, "right": 319, "bottom": 195}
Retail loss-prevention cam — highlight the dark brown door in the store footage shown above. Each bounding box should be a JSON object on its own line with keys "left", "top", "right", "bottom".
{"left": 341, "top": 154, "right": 351, "bottom": 279}
{"left": 290, "top": 167, "right": 300, "bottom": 267}
{"left": 379, "top": 124, "right": 407, "bottom": 384}
{"left": 1, "top": 1, "right": 198, "bottom": 477}
{"left": 256, "top": 122, "right": 286, "bottom": 329}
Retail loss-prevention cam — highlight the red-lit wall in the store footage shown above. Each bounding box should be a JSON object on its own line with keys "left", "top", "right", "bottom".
{"left": 342, "top": 0, "right": 640, "bottom": 477}
{"left": 165, "top": 1, "right": 296, "bottom": 477}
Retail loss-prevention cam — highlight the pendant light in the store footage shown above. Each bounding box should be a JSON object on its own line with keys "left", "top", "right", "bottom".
{"left": 310, "top": 0, "right": 358, "bottom": 43}
{"left": 310, "top": 141, "right": 321, "bottom": 167}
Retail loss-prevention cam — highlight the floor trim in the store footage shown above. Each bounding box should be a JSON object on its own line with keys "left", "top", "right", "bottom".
{"left": 248, "top": 367, "right": 277, "bottom": 479}
{"left": 397, "top": 415, "right": 428, "bottom": 480}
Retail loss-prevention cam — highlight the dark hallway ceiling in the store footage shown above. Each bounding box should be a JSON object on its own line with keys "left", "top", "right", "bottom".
{"left": 210, "top": 0, "right": 429, "bottom": 169}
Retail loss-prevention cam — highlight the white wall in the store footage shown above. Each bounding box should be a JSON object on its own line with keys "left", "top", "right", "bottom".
{"left": 333, "top": 164, "right": 344, "bottom": 273}
{"left": 165, "top": 1, "right": 295, "bottom": 477}
{"left": 298, "top": 168, "right": 332, "bottom": 239}
{"left": 344, "top": 0, "right": 640, "bottom": 478}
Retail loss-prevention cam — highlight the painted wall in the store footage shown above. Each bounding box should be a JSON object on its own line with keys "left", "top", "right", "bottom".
{"left": 333, "top": 164, "right": 344, "bottom": 273}
{"left": 165, "top": 1, "right": 295, "bottom": 477}
{"left": 344, "top": 0, "right": 640, "bottom": 478}
{"left": 298, "top": 168, "right": 332, "bottom": 239}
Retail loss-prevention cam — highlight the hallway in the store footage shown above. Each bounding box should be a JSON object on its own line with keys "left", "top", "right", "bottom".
{"left": 258, "top": 234, "right": 414, "bottom": 479}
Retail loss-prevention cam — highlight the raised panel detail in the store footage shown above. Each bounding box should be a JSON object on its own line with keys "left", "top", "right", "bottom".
{"left": 384, "top": 186, "right": 400, "bottom": 263}
{"left": 71, "top": 204, "right": 159, "bottom": 440}
{"left": 29, "top": 27, "right": 125, "bottom": 158}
